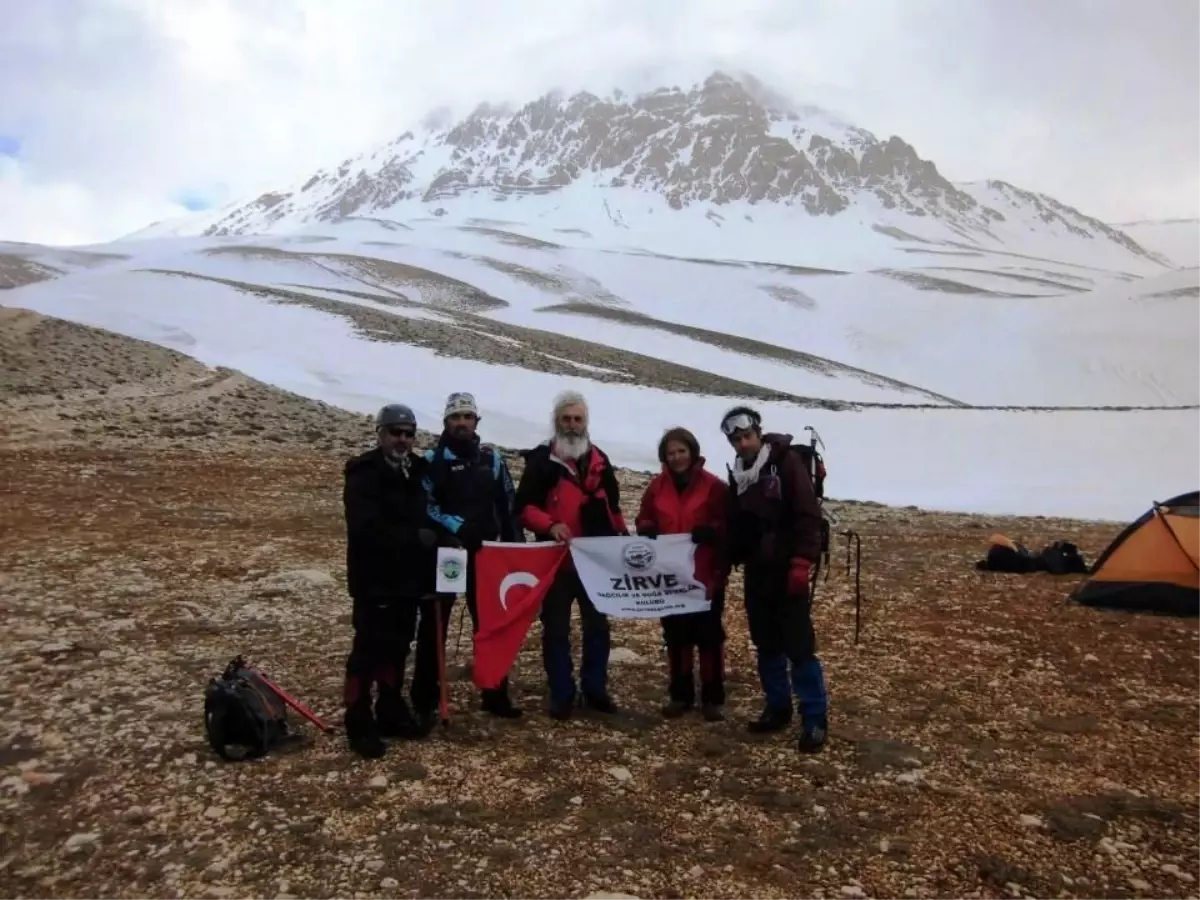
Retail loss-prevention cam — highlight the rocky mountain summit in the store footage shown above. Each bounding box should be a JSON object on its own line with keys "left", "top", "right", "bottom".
{"left": 132, "top": 72, "right": 1162, "bottom": 264}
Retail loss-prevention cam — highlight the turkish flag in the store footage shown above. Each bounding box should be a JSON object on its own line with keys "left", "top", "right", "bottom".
{"left": 472, "top": 541, "right": 569, "bottom": 690}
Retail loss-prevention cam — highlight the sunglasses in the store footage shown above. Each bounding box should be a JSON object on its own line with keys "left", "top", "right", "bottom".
{"left": 720, "top": 413, "right": 756, "bottom": 436}
{"left": 385, "top": 426, "right": 415, "bottom": 438}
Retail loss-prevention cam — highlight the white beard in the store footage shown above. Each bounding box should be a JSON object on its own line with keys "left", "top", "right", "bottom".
{"left": 552, "top": 433, "right": 591, "bottom": 460}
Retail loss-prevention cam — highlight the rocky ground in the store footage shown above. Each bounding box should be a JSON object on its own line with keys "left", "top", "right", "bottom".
{"left": 1, "top": 308, "right": 1197, "bottom": 899}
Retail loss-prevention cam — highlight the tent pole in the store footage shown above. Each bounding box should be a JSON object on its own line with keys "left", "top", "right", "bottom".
{"left": 1154, "top": 506, "right": 1200, "bottom": 573}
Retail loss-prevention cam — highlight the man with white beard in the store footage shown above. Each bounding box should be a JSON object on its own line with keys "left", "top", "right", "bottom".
{"left": 515, "top": 390, "right": 628, "bottom": 719}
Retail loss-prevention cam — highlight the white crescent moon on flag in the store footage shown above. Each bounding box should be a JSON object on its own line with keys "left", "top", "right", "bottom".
{"left": 499, "top": 571, "right": 539, "bottom": 611}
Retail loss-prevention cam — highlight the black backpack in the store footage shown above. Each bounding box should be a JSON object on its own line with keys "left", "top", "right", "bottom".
{"left": 1038, "top": 541, "right": 1088, "bottom": 575}
{"left": 204, "top": 656, "right": 291, "bottom": 761}
{"left": 791, "top": 433, "right": 832, "bottom": 575}
{"left": 791, "top": 442, "right": 827, "bottom": 500}
{"left": 974, "top": 539, "right": 1088, "bottom": 575}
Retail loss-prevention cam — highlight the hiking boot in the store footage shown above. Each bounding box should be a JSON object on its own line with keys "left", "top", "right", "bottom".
{"left": 701, "top": 703, "right": 725, "bottom": 722}
{"left": 661, "top": 699, "right": 692, "bottom": 719}
{"left": 345, "top": 706, "right": 386, "bottom": 759}
{"left": 746, "top": 705, "right": 793, "bottom": 734}
{"left": 548, "top": 699, "right": 574, "bottom": 721}
{"left": 481, "top": 688, "right": 523, "bottom": 719}
{"left": 797, "top": 716, "right": 828, "bottom": 754}
{"left": 409, "top": 707, "right": 438, "bottom": 738}
{"left": 582, "top": 692, "right": 619, "bottom": 715}
{"left": 375, "top": 693, "right": 418, "bottom": 739}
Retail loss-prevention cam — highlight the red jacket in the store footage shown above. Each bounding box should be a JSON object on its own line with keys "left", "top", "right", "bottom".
{"left": 516, "top": 443, "right": 628, "bottom": 540}
{"left": 635, "top": 461, "right": 729, "bottom": 598}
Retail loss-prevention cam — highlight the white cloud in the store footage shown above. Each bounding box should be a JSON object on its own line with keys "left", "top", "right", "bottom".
{"left": 0, "top": 0, "right": 1196, "bottom": 245}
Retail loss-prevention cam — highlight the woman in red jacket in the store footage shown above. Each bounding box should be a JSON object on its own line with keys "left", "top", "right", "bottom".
{"left": 635, "top": 427, "right": 730, "bottom": 721}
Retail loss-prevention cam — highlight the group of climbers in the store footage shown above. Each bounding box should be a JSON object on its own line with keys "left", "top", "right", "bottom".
{"left": 340, "top": 389, "right": 829, "bottom": 758}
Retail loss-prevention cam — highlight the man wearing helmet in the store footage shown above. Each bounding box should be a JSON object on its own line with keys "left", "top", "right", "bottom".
{"left": 721, "top": 405, "right": 829, "bottom": 753}
{"left": 341, "top": 403, "right": 438, "bottom": 758}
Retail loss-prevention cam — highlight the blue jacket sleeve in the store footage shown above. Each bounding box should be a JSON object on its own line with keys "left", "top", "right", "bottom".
{"left": 423, "top": 448, "right": 464, "bottom": 534}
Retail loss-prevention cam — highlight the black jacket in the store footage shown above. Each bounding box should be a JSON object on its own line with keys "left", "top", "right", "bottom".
{"left": 343, "top": 447, "right": 436, "bottom": 601}
{"left": 423, "top": 434, "right": 524, "bottom": 545}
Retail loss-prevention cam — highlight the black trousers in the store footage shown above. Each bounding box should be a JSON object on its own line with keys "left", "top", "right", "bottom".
{"left": 344, "top": 596, "right": 420, "bottom": 708}
{"left": 742, "top": 563, "right": 816, "bottom": 661}
{"left": 661, "top": 587, "right": 727, "bottom": 706}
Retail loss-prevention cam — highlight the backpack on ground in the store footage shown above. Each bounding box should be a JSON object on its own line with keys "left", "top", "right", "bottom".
{"left": 1038, "top": 540, "right": 1088, "bottom": 575}
{"left": 974, "top": 534, "right": 1088, "bottom": 575}
{"left": 204, "top": 655, "right": 291, "bottom": 761}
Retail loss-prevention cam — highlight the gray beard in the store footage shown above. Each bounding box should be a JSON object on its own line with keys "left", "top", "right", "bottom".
{"left": 553, "top": 433, "right": 590, "bottom": 460}
{"left": 384, "top": 448, "right": 411, "bottom": 473}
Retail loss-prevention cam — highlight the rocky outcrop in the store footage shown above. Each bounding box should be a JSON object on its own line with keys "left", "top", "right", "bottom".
{"left": 191, "top": 72, "right": 1159, "bottom": 263}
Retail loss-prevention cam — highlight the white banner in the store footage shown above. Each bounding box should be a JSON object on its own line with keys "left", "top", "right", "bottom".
{"left": 568, "top": 533, "right": 711, "bottom": 618}
{"left": 436, "top": 546, "right": 469, "bottom": 594}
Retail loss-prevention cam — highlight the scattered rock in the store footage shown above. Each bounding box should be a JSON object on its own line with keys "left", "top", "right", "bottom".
{"left": 609, "top": 647, "right": 645, "bottom": 665}
{"left": 607, "top": 766, "right": 633, "bottom": 784}
{"left": 64, "top": 832, "right": 100, "bottom": 855}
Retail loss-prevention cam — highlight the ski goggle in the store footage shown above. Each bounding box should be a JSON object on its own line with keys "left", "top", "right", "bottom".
{"left": 720, "top": 413, "right": 757, "bottom": 436}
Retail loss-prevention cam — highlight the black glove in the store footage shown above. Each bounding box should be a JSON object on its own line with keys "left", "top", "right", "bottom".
{"left": 637, "top": 527, "right": 658, "bottom": 540}
{"left": 416, "top": 527, "right": 438, "bottom": 549}
{"left": 455, "top": 522, "right": 482, "bottom": 551}
{"left": 691, "top": 524, "right": 718, "bottom": 545}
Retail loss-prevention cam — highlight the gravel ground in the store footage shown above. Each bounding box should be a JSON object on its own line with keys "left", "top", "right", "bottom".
{"left": 1, "top": 307, "right": 1197, "bottom": 899}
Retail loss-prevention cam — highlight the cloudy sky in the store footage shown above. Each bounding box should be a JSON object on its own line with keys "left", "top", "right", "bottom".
{"left": 1, "top": 0, "right": 1196, "bottom": 245}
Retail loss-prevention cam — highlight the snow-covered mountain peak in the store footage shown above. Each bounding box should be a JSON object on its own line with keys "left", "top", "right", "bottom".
{"left": 124, "top": 71, "right": 1168, "bottom": 272}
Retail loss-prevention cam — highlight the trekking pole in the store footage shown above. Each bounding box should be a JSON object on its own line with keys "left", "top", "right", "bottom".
{"left": 841, "top": 530, "right": 863, "bottom": 644}
{"left": 249, "top": 665, "right": 336, "bottom": 733}
{"left": 452, "top": 601, "right": 468, "bottom": 662}
{"left": 433, "top": 596, "right": 451, "bottom": 729}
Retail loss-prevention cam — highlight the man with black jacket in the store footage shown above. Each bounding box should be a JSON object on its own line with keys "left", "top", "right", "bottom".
{"left": 416, "top": 391, "right": 526, "bottom": 722}
{"left": 722, "top": 405, "right": 829, "bottom": 753}
{"left": 341, "top": 403, "right": 438, "bottom": 758}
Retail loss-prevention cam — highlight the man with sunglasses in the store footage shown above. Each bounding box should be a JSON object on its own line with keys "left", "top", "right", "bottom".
{"left": 341, "top": 403, "right": 439, "bottom": 757}
{"left": 721, "top": 405, "right": 829, "bottom": 753}
{"left": 416, "top": 391, "right": 526, "bottom": 724}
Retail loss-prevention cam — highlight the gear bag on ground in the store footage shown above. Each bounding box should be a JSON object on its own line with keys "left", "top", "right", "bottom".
{"left": 204, "top": 656, "right": 291, "bottom": 761}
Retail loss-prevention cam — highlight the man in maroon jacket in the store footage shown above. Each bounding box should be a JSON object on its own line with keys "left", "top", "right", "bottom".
{"left": 722, "top": 405, "right": 829, "bottom": 753}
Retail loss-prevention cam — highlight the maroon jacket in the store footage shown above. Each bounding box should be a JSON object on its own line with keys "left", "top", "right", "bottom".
{"left": 727, "top": 433, "right": 823, "bottom": 566}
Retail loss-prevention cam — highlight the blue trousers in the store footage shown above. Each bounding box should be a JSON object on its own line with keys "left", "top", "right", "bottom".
{"left": 743, "top": 562, "right": 828, "bottom": 720}
{"left": 540, "top": 568, "right": 610, "bottom": 705}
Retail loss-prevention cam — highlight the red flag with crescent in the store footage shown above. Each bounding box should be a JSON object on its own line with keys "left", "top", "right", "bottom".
{"left": 473, "top": 541, "right": 569, "bottom": 690}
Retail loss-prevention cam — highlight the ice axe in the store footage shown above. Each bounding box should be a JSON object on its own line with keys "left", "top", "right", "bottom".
{"left": 803, "top": 425, "right": 825, "bottom": 476}
{"left": 240, "top": 659, "right": 336, "bottom": 733}
{"left": 433, "top": 596, "right": 451, "bottom": 729}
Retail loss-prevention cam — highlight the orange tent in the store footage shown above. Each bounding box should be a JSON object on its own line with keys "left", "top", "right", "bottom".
{"left": 1071, "top": 491, "right": 1198, "bottom": 616}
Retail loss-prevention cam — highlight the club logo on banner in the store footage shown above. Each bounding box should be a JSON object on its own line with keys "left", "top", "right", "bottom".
{"left": 570, "top": 533, "right": 711, "bottom": 619}
{"left": 436, "top": 547, "right": 469, "bottom": 594}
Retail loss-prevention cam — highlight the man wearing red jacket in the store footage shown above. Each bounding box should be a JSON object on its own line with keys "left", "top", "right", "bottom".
{"left": 515, "top": 390, "right": 627, "bottom": 720}
{"left": 635, "top": 427, "right": 730, "bottom": 721}
{"left": 722, "top": 405, "right": 829, "bottom": 753}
